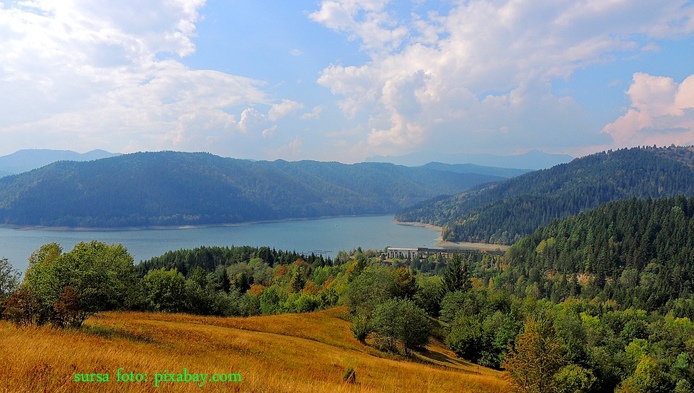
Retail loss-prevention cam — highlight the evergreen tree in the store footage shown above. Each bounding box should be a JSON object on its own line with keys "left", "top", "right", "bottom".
{"left": 442, "top": 253, "right": 471, "bottom": 294}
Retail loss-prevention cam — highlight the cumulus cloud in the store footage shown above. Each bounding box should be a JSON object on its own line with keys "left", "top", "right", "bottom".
{"left": 268, "top": 99, "right": 304, "bottom": 122}
{"left": 238, "top": 108, "right": 266, "bottom": 133}
{"left": 309, "top": 0, "right": 407, "bottom": 52}
{"left": 311, "top": 0, "right": 694, "bottom": 154}
{"left": 300, "top": 105, "right": 324, "bottom": 120}
{"left": 0, "top": 0, "right": 275, "bottom": 154}
{"left": 262, "top": 125, "right": 278, "bottom": 138}
{"left": 602, "top": 73, "right": 694, "bottom": 147}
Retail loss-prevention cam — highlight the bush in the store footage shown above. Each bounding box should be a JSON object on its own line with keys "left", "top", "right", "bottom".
{"left": 371, "top": 298, "right": 430, "bottom": 355}
{"left": 141, "top": 268, "right": 187, "bottom": 312}
{"left": 52, "top": 287, "right": 85, "bottom": 328}
{"left": 2, "top": 287, "right": 44, "bottom": 326}
{"left": 446, "top": 315, "right": 484, "bottom": 362}
{"left": 350, "top": 312, "right": 371, "bottom": 342}
{"left": 342, "top": 367, "right": 356, "bottom": 384}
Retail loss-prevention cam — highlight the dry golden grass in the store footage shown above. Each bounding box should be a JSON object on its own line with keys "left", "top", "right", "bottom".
{"left": 0, "top": 308, "right": 509, "bottom": 393}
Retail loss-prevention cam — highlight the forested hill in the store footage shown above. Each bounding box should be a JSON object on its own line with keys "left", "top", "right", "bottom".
{"left": 502, "top": 196, "right": 694, "bottom": 311}
{"left": 396, "top": 146, "right": 694, "bottom": 244}
{"left": 0, "top": 151, "right": 502, "bottom": 228}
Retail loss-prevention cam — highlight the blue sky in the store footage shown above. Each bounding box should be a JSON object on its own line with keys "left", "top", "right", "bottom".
{"left": 0, "top": 0, "right": 693, "bottom": 162}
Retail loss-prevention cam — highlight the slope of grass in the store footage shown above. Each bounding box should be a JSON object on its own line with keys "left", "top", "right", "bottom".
{"left": 0, "top": 308, "right": 509, "bottom": 393}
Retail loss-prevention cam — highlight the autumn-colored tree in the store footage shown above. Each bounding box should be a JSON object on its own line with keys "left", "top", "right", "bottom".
{"left": 2, "top": 287, "right": 43, "bottom": 326}
{"left": 503, "top": 313, "right": 565, "bottom": 393}
{"left": 52, "top": 286, "right": 84, "bottom": 328}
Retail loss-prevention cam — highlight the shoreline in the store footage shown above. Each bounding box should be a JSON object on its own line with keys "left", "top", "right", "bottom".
{"left": 1, "top": 213, "right": 395, "bottom": 233}
{"left": 393, "top": 219, "right": 510, "bottom": 252}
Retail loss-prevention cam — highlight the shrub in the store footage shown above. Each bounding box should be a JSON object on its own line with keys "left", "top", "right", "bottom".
{"left": 2, "top": 287, "right": 44, "bottom": 326}
{"left": 350, "top": 312, "right": 371, "bottom": 342}
{"left": 52, "top": 287, "right": 86, "bottom": 328}
{"left": 371, "top": 298, "right": 430, "bottom": 355}
{"left": 342, "top": 367, "right": 356, "bottom": 384}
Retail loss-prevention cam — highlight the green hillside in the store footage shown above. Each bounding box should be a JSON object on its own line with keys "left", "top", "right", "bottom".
{"left": 397, "top": 146, "right": 694, "bottom": 244}
{"left": 499, "top": 196, "right": 694, "bottom": 311}
{"left": 0, "top": 151, "right": 501, "bottom": 228}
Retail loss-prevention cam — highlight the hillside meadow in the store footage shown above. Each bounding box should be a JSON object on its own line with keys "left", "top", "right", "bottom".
{"left": 0, "top": 308, "right": 509, "bottom": 393}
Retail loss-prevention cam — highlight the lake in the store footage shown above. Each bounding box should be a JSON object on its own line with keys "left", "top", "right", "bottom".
{"left": 0, "top": 215, "right": 440, "bottom": 273}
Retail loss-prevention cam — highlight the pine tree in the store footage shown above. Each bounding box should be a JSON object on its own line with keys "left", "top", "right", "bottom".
{"left": 442, "top": 253, "right": 471, "bottom": 294}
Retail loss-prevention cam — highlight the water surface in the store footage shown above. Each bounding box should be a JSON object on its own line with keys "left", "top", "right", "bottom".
{"left": 0, "top": 215, "right": 439, "bottom": 273}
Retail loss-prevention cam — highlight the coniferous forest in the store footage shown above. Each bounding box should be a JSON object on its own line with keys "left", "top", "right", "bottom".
{"left": 397, "top": 146, "right": 694, "bottom": 244}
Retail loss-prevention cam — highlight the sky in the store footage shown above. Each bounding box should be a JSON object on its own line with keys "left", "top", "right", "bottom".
{"left": 0, "top": 0, "right": 693, "bottom": 162}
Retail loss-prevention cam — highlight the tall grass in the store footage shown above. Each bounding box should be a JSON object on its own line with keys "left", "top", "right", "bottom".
{"left": 0, "top": 308, "right": 509, "bottom": 392}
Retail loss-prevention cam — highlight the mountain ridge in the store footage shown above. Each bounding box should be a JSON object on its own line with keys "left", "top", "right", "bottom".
{"left": 396, "top": 146, "right": 694, "bottom": 245}
{"left": 0, "top": 151, "right": 503, "bottom": 228}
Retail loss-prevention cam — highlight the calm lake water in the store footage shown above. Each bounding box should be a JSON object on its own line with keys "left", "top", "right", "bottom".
{"left": 0, "top": 215, "right": 439, "bottom": 273}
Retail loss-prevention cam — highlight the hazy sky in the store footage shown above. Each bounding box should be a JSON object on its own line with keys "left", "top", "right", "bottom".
{"left": 0, "top": 0, "right": 693, "bottom": 162}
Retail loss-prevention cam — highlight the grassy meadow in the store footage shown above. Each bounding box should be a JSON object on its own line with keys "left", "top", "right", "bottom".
{"left": 0, "top": 308, "right": 509, "bottom": 393}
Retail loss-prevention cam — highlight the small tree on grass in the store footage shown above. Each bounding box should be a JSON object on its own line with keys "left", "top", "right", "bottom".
{"left": 350, "top": 311, "right": 371, "bottom": 342}
{"left": 371, "top": 298, "right": 430, "bottom": 355}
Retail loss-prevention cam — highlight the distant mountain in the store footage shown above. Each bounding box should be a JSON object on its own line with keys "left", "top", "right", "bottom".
{"left": 396, "top": 146, "right": 694, "bottom": 245}
{"left": 420, "top": 162, "right": 530, "bottom": 179}
{"left": 367, "top": 149, "right": 573, "bottom": 170}
{"left": 0, "top": 151, "right": 504, "bottom": 228}
{"left": 0, "top": 149, "right": 119, "bottom": 177}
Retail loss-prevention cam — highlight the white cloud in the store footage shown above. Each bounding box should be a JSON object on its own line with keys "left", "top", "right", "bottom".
{"left": 311, "top": 0, "right": 694, "bottom": 154}
{"left": 262, "top": 125, "right": 278, "bottom": 138}
{"left": 239, "top": 108, "right": 266, "bottom": 133}
{"left": 309, "top": 0, "right": 407, "bottom": 52}
{"left": 300, "top": 105, "right": 324, "bottom": 120}
{"left": 0, "top": 0, "right": 277, "bottom": 154}
{"left": 602, "top": 73, "right": 694, "bottom": 147}
{"left": 268, "top": 99, "right": 304, "bottom": 121}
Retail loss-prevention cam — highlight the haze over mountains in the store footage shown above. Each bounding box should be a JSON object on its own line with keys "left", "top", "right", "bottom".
{"left": 397, "top": 146, "right": 694, "bottom": 245}
{"left": 0, "top": 149, "right": 119, "bottom": 177}
{"left": 367, "top": 149, "right": 574, "bottom": 170}
{"left": 0, "top": 151, "right": 506, "bottom": 228}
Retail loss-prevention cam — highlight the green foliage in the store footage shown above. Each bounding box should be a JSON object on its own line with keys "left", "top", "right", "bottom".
{"left": 343, "top": 266, "right": 397, "bottom": 316}
{"left": 371, "top": 298, "right": 430, "bottom": 355}
{"left": 442, "top": 254, "right": 471, "bottom": 294}
{"left": 413, "top": 275, "right": 442, "bottom": 317}
{"left": 554, "top": 364, "right": 596, "bottom": 393}
{"left": 502, "top": 196, "right": 694, "bottom": 311}
{"left": 350, "top": 312, "right": 371, "bottom": 342}
{"left": 259, "top": 286, "right": 284, "bottom": 314}
{"left": 22, "top": 241, "right": 137, "bottom": 326}
{"left": 616, "top": 355, "right": 667, "bottom": 393}
{"left": 0, "top": 257, "right": 20, "bottom": 310}
{"left": 141, "top": 268, "right": 187, "bottom": 313}
{"left": 446, "top": 314, "right": 484, "bottom": 361}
